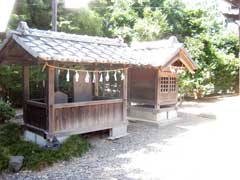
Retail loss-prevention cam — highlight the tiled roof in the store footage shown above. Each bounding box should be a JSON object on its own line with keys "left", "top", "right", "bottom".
{"left": 131, "top": 36, "right": 197, "bottom": 69}
{"left": 1, "top": 22, "right": 197, "bottom": 70}
{"left": 3, "top": 21, "right": 138, "bottom": 65}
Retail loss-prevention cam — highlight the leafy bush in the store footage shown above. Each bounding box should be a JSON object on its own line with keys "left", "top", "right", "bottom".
{"left": 0, "top": 66, "right": 23, "bottom": 107}
{"left": 0, "top": 123, "right": 90, "bottom": 172}
{"left": 0, "top": 101, "right": 16, "bottom": 124}
{"left": 0, "top": 147, "right": 9, "bottom": 172}
{"left": 0, "top": 123, "right": 20, "bottom": 146}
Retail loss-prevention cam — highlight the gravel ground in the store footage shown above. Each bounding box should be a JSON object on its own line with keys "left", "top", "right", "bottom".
{"left": 2, "top": 96, "right": 240, "bottom": 180}
{"left": 1, "top": 116, "right": 211, "bottom": 180}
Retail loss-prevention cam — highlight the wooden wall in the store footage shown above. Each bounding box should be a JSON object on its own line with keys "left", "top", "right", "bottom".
{"left": 128, "top": 68, "right": 155, "bottom": 104}
{"left": 128, "top": 68, "right": 178, "bottom": 107}
{"left": 53, "top": 99, "right": 124, "bottom": 136}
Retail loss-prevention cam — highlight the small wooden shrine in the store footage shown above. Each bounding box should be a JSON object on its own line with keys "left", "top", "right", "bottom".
{"left": 0, "top": 22, "right": 138, "bottom": 144}
{"left": 128, "top": 37, "right": 197, "bottom": 123}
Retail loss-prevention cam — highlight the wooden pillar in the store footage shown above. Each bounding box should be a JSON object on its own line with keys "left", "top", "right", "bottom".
{"left": 94, "top": 72, "right": 99, "bottom": 96}
{"left": 122, "top": 68, "right": 128, "bottom": 122}
{"left": 23, "top": 65, "right": 30, "bottom": 124}
{"left": 127, "top": 68, "right": 131, "bottom": 106}
{"left": 154, "top": 68, "right": 160, "bottom": 110}
{"left": 46, "top": 66, "right": 55, "bottom": 134}
{"left": 54, "top": 64, "right": 59, "bottom": 91}
{"left": 102, "top": 72, "right": 106, "bottom": 97}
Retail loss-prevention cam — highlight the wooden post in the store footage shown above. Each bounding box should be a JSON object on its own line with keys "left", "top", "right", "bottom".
{"left": 122, "top": 68, "right": 128, "bottom": 122}
{"left": 52, "top": 0, "right": 58, "bottom": 32}
{"left": 127, "top": 68, "right": 131, "bottom": 106}
{"left": 94, "top": 72, "right": 99, "bottom": 96}
{"left": 154, "top": 68, "right": 160, "bottom": 110}
{"left": 102, "top": 72, "right": 106, "bottom": 97}
{"left": 23, "top": 65, "right": 30, "bottom": 124}
{"left": 46, "top": 66, "right": 55, "bottom": 134}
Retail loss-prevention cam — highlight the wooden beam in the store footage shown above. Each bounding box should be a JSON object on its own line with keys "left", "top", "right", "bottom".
{"left": 222, "top": 13, "right": 239, "bottom": 20}
{"left": 122, "top": 68, "right": 128, "bottom": 122}
{"left": 154, "top": 68, "right": 160, "bottom": 110}
{"left": 46, "top": 66, "right": 55, "bottom": 134}
{"left": 26, "top": 100, "right": 46, "bottom": 108}
{"left": 53, "top": 99, "right": 123, "bottom": 109}
{"left": 23, "top": 65, "right": 30, "bottom": 124}
{"left": 23, "top": 124, "right": 49, "bottom": 138}
{"left": 0, "top": 56, "right": 36, "bottom": 65}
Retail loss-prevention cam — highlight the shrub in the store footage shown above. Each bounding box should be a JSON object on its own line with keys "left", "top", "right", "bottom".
{"left": 0, "top": 101, "right": 16, "bottom": 124}
{"left": 56, "top": 135, "right": 90, "bottom": 161}
{"left": 0, "top": 123, "right": 20, "bottom": 146}
{"left": 0, "top": 123, "right": 90, "bottom": 172}
{"left": 0, "top": 147, "right": 9, "bottom": 172}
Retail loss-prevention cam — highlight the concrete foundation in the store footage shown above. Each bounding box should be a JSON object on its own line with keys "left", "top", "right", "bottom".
{"left": 128, "top": 106, "right": 178, "bottom": 125}
{"left": 109, "top": 125, "right": 128, "bottom": 140}
{"left": 24, "top": 130, "right": 48, "bottom": 146}
{"left": 24, "top": 130, "right": 69, "bottom": 146}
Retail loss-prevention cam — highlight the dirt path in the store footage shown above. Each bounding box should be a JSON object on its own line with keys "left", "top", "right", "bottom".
{"left": 2, "top": 96, "right": 240, "bottom": 180}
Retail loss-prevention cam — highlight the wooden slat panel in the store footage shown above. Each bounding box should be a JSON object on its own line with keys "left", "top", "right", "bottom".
{"left": 53, "top": 102, "right": 123, "bottom": 134}
{"left": 26, "top": 103, "right": 47, "bottom": 130}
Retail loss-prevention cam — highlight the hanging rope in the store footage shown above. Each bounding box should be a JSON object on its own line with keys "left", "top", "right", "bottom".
{"left": 42, "top": 62, "right": 127, "bottom": 83}
{"left": 42, "top": 62, "right": 128, "bottom": 73}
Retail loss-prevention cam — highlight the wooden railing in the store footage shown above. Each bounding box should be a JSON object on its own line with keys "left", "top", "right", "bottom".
{"left": 52, "top": 99, "right": 124, "bottom": 136}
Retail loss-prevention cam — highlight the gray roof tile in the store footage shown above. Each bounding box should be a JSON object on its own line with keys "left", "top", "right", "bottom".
{"left": 0, "top": 22, "right": 196, "bottom": 69}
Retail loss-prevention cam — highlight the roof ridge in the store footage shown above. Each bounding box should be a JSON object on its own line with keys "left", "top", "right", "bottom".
{"left": 27, "top": 29, "right": 127, "bottom": 47}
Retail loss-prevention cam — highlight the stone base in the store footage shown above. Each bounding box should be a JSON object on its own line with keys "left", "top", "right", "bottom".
{"left": 128, "top": 106, "right": 178, "bottom": 125}
{"left": 108, "top": 125, "right": 128, "bottom": 140}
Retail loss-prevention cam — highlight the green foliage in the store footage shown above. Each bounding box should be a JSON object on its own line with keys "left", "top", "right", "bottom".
{"left": 0, "top": 66, "right": 23, "bottom": 107}
{"left": 0, "top": 123, "right": 90, "bottom": 172}
{"left": 58, "top": 8, "right": 104, "bottom": 36}
{"left": 9, "top": 0, "right": 52, "bottom": 30}
{"left": 0, "top": 101, "right": 16, "bottom": 124}
{"left": 0, "top": 146, "right": 9, "bottom": 172}
{"left": 180, "top": 32, "right": 238, "bottom": 98}
{"left": 56, "top": 135, "right": 90, "bottom": 161}
{"left": 133, "top": 7, "right": 169, "bottom": 41}
{"left": 100, "top": 0, "right": 170, "bottom": 43}
{"left": 0, "top": 0, "right": 239, "bottom": 100}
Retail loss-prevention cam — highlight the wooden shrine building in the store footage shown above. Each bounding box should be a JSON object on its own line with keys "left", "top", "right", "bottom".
{"left": 0, "top": 22, "right": 140, "bottom": 144}
{"left": 128, "top": 37, "right": 197, "bottom": 123}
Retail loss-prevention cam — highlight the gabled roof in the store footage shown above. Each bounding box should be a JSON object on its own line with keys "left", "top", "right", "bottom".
{"left": 0, "top": 21, "right": 137, "bottom": 65}
{"left": 0, "top": 22, "right": 197, "bottom": 72}
{"left": 131, "top": 36, "right": 197, "bottom": 73}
